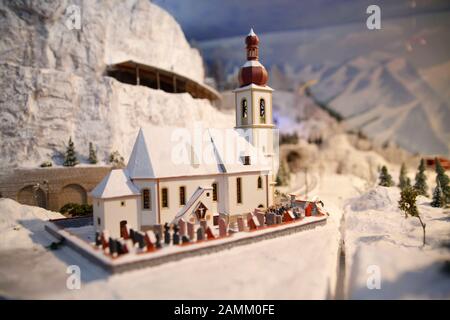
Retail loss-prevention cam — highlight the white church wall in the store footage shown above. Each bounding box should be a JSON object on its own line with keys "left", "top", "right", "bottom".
{"left": 132, "top": 180, "right": 158, "bottom": 227}
{"left": 93, "top": 198, "right": 105, "bottom": 233}
{"left": 102, "top": 196, "right": 139, "bottom": 238}
{"left": 158, "top": 175, "right": 222, "bottom": 225}
{"left": 226, "top": 172, "right": 268, "bottom": 217}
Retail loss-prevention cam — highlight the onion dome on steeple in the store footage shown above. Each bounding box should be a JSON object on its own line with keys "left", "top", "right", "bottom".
{"left": 238, "top": 28, "right": 269, "bottom": 87}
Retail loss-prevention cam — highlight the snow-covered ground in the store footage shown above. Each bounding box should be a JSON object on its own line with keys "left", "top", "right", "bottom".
{"left": 0, "top": 174, "right": 356, "bottom": 299}
{"left": 344, "top": 186, "right": 450, "bottom": 299}
{"left": 1, "top": 174, "right": 448, "bottom": 299}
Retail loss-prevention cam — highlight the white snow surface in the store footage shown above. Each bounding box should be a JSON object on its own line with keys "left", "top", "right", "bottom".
{"left": 0, "top": 174, "right": 356, "bottom": 299}
{"left": 0, "top": 198, "right": 64, "bottom": 250}
{"left": 344, "top": 186, "right": 450, "bottom": 299}
{"left": 1, "top": 175, "right": 448, "bottom": 299}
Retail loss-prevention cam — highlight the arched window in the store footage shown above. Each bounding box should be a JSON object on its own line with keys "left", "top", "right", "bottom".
{"left": 236, "top": 177, "right": 242, "bottom": 204}
{"left": 241, "top": 98, "right": 248, "bottom": 120}
{"left": 179, "top": 186, "right": 186, "bottom": 206}
{"left": 257, "top": 176, "right": 263, "bottom": 189}
{"left": 161, "top": 188, "right": 169, "bottom": 208}
{"left": 142, "top": 188, "right": 151, "bottom": 209}
{"left": 212, "top": 183, "right": 218, "bottom": 201}
{"left": 259, "top": 98, "right": 266, "bottom": 123}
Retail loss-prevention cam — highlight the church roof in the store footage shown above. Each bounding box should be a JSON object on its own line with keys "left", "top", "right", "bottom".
{"left": 91, "top": 169, "right": 140, "bottom": 199}
{"left": 126, "top": 127, "right": 271, "bottom": 179}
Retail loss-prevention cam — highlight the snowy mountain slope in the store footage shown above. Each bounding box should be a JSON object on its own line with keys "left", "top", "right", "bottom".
{"left": 0, "top": 63, "right": 232, "bottom": 171}
{"left": 0, "top": 0, "right": 204, "bottom": 82}
{"left": 198, "top": 11, "right": 450, "bottom": 156}
{"left": 310, "top": 56, "right": 450, "bottom": 155}
{"left": 0, "top": 0, "right": 233, "bottom": 172}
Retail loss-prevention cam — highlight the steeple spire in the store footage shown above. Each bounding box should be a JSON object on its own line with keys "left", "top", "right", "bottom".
{"left": 238, "top": 28, "right": 268, "bottom": 86}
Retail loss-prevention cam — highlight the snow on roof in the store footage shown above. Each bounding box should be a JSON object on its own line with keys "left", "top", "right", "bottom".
{"left": 91, "top": 169, "right": 140, "bottom": 199}
{"left": 127, "top": 127, "right": 271, "bottom": 179}
{"left": 233, "top": 83, "right": 274, "bottom": 93}
{"left": 242, "top": 60, "right": 264, "bottom": 68}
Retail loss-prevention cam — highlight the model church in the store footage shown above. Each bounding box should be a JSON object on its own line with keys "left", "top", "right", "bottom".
{"left": 91, "top": 29, "right": 278, "bottom": 238}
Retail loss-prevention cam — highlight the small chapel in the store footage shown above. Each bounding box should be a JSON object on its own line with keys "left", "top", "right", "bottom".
{"left": 91, "top": 29, "right": 278, "bottom": 238}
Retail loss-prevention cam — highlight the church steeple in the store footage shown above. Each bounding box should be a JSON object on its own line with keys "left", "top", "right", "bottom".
{"left": 233, "top": 29, "right": 277, "bottom": 207}
{"left": 238, "top": 28, "right": 269, "bottom": 87}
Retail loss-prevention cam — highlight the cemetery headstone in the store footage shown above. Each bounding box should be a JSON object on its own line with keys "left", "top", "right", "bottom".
{"left": 187, "top": 222, "right": 195, "bottom": 240}
{"left": 109, "top": 237, "right": 117, "bottom": 256}
{"left": 164, "top": 223, "right": 171, "bottom": 245}
{"left": 266, "top": 212, "right": 275, "bottom": 225}
{"left": 178, "top": 219, "right": 186, "bottom": 237}
{"left": 275, "top": 215, "right": 282, "bottom": 224}
{"left": 173, "top": 225, "right": 180, "bottom": 245}
{"left": 182, "top": 235, "right": 190, "bottom": 244}
{"left": 155, "top": 233, "right": 162, "bottom": 249}
{"left": 219, "top": 218, "right": 227, "bottom": 237}
{"left": 197, "top": 227, "right": 205, "bottom": 241}
{"left": 206, "top": 226, "right": 215, "bottom": 240}
{"left": 95, "top": 232, "right": 101, "bottom": 247}
{"left": 144, "top": 232, "right": 155, "bottom": 252}
{"left": 237, "top": 216, "right": 245, "bottom": 232}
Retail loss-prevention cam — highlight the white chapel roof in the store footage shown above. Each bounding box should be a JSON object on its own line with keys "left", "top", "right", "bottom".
{"left": 91, "top": 169, "right": 140, "bottom": 199}
{"left": 126, "top": 127, "right": 271, "bottom": 179}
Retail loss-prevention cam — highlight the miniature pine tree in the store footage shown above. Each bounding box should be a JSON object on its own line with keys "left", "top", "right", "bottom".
{"left": 398, "top": 163, "right": 409, "bottom": 190}
{"left": 63, "top": 137, "right": 79, "bottom": 167}
{"left": 109, "top": 150, "right": 125, "bottom": 168}
{"left": 398, "top": 186, "right": 426, "bottom": 246}
{"left": 276, "top": 160, "right": 290, "bottom": 186}
{"left": 431, "top": 179, "right": 444, "bottom": 208}
{"left": 378, "top": 165, "right": 394, "bottom": 187}
{"left": 88, "top": 142, "right": 98, "bottom": 164}
{"left": 414, "top": 159, "right": 428, "bottom": 197}
{"left": 435, "top": 158, "right": 450, "bottom": 204}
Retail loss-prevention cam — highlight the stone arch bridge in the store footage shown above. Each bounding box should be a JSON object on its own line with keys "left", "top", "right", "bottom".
{"left": 0, "top": 166, "right": 111, "bottom": 211}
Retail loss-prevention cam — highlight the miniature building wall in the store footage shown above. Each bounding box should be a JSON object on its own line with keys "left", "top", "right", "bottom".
{"left": 93, "top": 195, "right": 139, "bottom": 238}
{"left": 130, "top": 172, "right": 268, "bottom": 227}
{"left": 0, "top": 166, "right": 112, "bottom": 211}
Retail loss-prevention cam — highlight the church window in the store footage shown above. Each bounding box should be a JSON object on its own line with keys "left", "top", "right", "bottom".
{"left": 259, "top": 98, "right": 266, "bottom": 123}
{"left": 237, "top": 177, "right": 242, "bottom": 204}
{"left": 179, "top": 186, "right": 186, "bottom": 206}
{"left": 257, "top": 176, "right": 263, "bottom": 189}
{"left": 212, "top": 183, "right": 218, "bottom": 201}
{"left": 162, "top": 188, "right": 169, "bottom": 208}
{"left": 241, "top": 99, "right": 248, "bottom": 119}
{"left": 142, "top": 189, "right": 151, "bottom": 209}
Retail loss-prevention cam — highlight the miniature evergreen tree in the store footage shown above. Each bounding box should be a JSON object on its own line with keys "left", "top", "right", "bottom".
{"left": 398, "top": 186, "right": 426, "bottom": 246}
{"left": 414, "top": 159, "right": 428, "bottom": 197}
{"left": 435, "top": 158, "right": 450, "bottom": 204}
{"left": 378, "top": 165, "right": 394, "bottom": 187}
{"left": 109, "top": 150, "right": 125, "bottom": 168}
{"left": 431, "top": 179, "right": 444, "bottom": 208}
{"left": 88, "top": 142, "right": 98, "bottom": 164}
{"left": 276, "top": 160, "right": 290, "bottom": 186}
{"left": 398, "top": 163, "right": 409, "bottom": 190}
{"left": 63, "top": 137, "right": 79, "bottom": 167}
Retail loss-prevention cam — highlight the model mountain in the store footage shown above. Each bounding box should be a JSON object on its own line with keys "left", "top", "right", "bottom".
{"left": 0, "top": 0, "right": 233, "bottom": 172}
{"left": 198, "top": 11, "right": 450, "bottom": 156}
